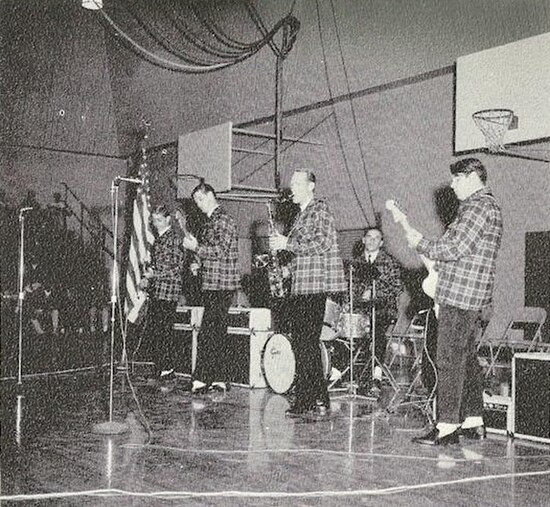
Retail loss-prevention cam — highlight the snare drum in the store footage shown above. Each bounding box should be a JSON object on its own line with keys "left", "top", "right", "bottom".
{"left": 337, "top": 312, "right": 370, "bottom": 339}
{"left": 320, "top": 298, "right": 342, "bottom": 341}
{"left": 262, "top": 333, "right": 330, "bottom": 394}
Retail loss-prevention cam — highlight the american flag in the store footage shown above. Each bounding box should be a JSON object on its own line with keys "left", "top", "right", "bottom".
{"left": 124, "top": 150, "right": 154, "bottom": 323}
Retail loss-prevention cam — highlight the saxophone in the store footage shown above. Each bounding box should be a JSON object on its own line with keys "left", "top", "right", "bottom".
{"left": 266, "top": 201, "right": 287, "bottom": 298}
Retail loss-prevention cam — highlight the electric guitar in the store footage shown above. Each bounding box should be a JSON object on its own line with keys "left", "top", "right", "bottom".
{"left": 174, "top": 208, "right": 201, "bottom": 276}
{"left": 385, "top": 199, "right": 439, "bottom": 316}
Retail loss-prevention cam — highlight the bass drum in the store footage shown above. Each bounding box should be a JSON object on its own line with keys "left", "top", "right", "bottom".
{"left": 262, "top": 333, "right": 330, "bottom": 394}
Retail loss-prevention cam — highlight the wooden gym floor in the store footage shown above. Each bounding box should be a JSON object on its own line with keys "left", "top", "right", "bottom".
{"left": 1, "top": 367, "right": 550, "bottom": 506}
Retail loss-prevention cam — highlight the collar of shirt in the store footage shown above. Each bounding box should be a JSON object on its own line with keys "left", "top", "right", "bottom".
{"left": 207, "top": 204, "right": 220, "bottom": 218}
{"left": 464, "top": 186, "right": 492, "bottom": 203}
{"left": 157, "top": 225, "right": 171, "bottom": 238}
{"left": 299, "top": 196, "right": 313, "bottom": 212}
{"left": 365, "top": 250, "right": 379, "bottom": 262}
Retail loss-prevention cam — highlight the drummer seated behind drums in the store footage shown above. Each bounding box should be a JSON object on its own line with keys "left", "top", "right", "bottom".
{"left": 353, "top": 226, "right": 403, "bottom": 398}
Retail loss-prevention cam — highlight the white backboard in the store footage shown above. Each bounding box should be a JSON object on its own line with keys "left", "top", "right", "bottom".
{"left": 455, "top": 32, "right": 550, "bottom": 153}
{"left": 177, "top": 122, "right": 232, "bottom": 197}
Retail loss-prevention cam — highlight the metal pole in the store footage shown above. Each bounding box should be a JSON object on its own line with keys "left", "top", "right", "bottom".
{"left": 17, "top": 211, "right": 27, "bottom": 385}
{"left": 108, "top": 182, "right": 119, "bottom": 424}
{"left": 274, "top": 55, "right": 283, "bottom": 191}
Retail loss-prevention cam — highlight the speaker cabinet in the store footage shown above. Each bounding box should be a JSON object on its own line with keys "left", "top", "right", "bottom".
{"left": 512, "top": 352, "right": 550, "bottom": 444}
{"left": 483, "top": 392, "right": 513, "bottom": 435}
{"left": 175, "top": 305, "right": 271, "bottom": 387}
{"left": 173, "top": 306, "right": 203, "bottom": 376}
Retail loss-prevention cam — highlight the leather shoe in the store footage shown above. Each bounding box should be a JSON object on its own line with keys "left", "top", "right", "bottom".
{"left": 209, "top": 382, "right": 231, "bottom": 392}
{"left": 191, "top": 380, "right": 209, "bottom": 395}
{"left": 412, "top": 427, "right": 460, "bottom": 446}
{"left": 461, "top": 425, "right": 487, "bottom": 440}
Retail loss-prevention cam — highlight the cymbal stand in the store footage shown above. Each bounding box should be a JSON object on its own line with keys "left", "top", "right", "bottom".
{"left": 331, "top": 264, "right": 370, "bottom": 400}
{"left": 369, "top": 279, "right": 400, "bottom": 403}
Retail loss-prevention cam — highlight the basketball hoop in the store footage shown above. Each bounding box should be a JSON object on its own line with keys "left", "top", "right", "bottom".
{"left": 472, "top": 109, "right": 514, "bottom": 153}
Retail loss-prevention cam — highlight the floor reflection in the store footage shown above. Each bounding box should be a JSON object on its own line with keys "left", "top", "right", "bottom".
{"left": 1, "top": 371, "right": 550, "bottom": 506}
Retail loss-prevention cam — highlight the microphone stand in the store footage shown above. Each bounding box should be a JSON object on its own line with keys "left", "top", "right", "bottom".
{"left": 92, "top": 180, "right": 128, "bottom": 434}
{"left": 370, "top": 278, "right": 376, "bottom": 386}
{"left": 16, "top": 209, "right": 29, "bottom": 386}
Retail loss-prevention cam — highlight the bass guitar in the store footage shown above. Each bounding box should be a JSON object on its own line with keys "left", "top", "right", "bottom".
{"left": 385, "top": 199, "right": 439, "bottom": 316}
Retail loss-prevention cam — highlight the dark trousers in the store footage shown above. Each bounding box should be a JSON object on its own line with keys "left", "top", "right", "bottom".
{"left": 145, "top": 299, "right": 177, "bottom": 376}
{"left": 436, "top": 304, "right": 483, "bottom": 424}
{"left": 289, "top": 293, "right": 328, "bottom": 409}
{"left": 193, "top": 290, "right": 233, "bottom": 385}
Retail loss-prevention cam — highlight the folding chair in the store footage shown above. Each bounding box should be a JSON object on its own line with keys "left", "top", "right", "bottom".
{"left": 386, "top": 308, "right": 437, "bottom": 422}
{"left": 477, "top": 307, "right": 548, "bottom": 377}
{"left": 386, "top": 309, "right": 429, "bottom": 371}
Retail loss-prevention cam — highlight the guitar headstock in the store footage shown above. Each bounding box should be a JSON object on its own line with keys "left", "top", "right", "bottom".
{"left": 385, "top": 199, "right": 407, "bottom": 225}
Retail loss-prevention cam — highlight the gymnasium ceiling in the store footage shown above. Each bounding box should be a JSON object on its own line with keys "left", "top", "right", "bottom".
{"left": 1, "top": 0, "right": 549, "bottom": 225}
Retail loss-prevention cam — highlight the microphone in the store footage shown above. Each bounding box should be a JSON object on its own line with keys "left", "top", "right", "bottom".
{"left": 114, "top": 176, "right": 144, "bottom": 185}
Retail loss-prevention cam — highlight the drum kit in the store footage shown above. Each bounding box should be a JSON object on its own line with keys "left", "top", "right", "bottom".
{"left": 262, "top": 298, "right": 371, "bottom": 395}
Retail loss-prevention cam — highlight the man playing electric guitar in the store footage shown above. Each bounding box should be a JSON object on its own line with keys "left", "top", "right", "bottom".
{"left": 139, "top": 205, "right": 185, "bottom": 387}
{"left": 392, "top": 158, "right": 503, "bottom": 446}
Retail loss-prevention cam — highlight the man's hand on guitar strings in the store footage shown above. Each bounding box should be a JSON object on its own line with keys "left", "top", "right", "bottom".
{"left": 182, "top": 234, "right": 198, "bottom": 251}
{"left": 406, "top": 228, "right": 423, "bottom": 249}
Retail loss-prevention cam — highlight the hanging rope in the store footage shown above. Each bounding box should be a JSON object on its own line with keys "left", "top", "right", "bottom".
{"left": 95, "top": 1, "right": 300, "bottom": 74}
{"left": 314, "top": 0, "right": 371, "bottom": 224}
{"left": 328, "top": 0, "right": 377, "bottom": 221}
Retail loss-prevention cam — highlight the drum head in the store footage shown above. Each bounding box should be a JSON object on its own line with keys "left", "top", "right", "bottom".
{"left": 338, "top": 312, "right": 370, "bottom": 338}
{"left": 262, "top": 333, "right": 295, "bottom": 394}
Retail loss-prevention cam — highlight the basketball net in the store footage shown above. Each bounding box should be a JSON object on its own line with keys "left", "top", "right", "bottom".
{"left": 472, "top": 109, "right": 549, "bottom": 163}
{"left": 472, "top": 109, "right": 513, "bottom": 153}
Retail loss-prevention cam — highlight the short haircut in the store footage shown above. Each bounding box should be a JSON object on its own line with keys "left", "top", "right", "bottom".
{"left": 295, "top": 170, "right": 316, "bottom": 184}
{"left": 151, "top": 204, "right": 170, "bottom": 217}
{"left": 450, "top": 158, "right": 487, "bottom": 184}
{"left": 191, "top": 181, "right": 217, "bottom": 199}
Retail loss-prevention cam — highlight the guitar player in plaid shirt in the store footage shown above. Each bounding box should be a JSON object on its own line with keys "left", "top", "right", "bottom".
{"left": 140, "top": 205, "right": 185, "bottom": 387}
{"left": 406, "top": 158, "right": 503, "bottom": 445}
{"left": 270, "top": 170, "right": 347, "bottom": 417}
{"left": 182, "top": 182, "right": 240, "bottom": 394}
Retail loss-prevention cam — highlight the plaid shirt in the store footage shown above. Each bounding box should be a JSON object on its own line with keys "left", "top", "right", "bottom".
{"left": 196, "top": 206, "right": 240, "bottom": 291}
{"left": 353, "top": 249, "right": 403, "bottom": 319}
{"left": 149, "top": 228, "right": 184, "bottom": 301}
{"left": 287, "top": 198, "right": 347, "bottom": 295}
{"left": 417, "top": 187, "right": 502, "bottom": 311}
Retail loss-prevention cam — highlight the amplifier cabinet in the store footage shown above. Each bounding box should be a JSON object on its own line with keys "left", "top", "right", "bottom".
{"left": 175, "top": 306, "right": 271, "bottom": 388}
{"left": 226, "top": 307, "right": 271, "bottom": 388}
{"left": 174, "top": 305, "right": 204, "bottom": 375}
{"left": 483, "top": 392, "right": 513, "bottom": 435}
{"left": 512, "top": 352, "right": 550, "bottom": 444}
